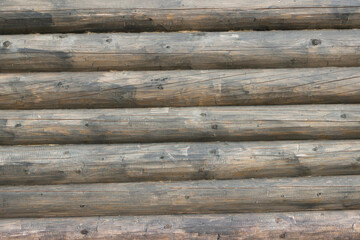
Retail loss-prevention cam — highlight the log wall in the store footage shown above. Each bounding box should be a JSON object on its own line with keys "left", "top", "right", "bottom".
{"left": 1, "top": 0, "right": 360, "bottom": 238}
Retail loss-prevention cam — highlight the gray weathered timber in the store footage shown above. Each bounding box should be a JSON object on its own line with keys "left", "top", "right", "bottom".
{"left": 1, "top": 0, "right": 360, "bottom": 34}
{"left": 1, "top": 140, "right": 360, "bottom": 185}
{"left": 1, "top": 68, "right": 360, "bottom": 109}
{"left": 1, "top": 30, "right": 360, "bottom": 72}
{"left": 0, "top": 105, "right": 359, "bottom": 145}
{"left": 1, "top": 211, "right": 360, "bottom": 239}
{"left": 1, "top": 176, "right": 360, "bottom": 218}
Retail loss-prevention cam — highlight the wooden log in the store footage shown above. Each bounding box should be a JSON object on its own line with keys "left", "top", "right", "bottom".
{"left": 1, "top": 176, "right": 360, "bottom": 218}
{"left": 1, "top": 68, "right": 360, "bottom": 109}
{"left": 1, "top": 30, "right": 360, "bottom": 72}
{"left": 0, "top": 105, "right": 359, "bottom": 145}
{"left": 1, "top": 210, "right": 360, "bottom": 239}
{"left": 1, "top": 0, "right": 360, "bottom": 34}
{"left": 1, "top": 140, "right": 360, "bottom": 185}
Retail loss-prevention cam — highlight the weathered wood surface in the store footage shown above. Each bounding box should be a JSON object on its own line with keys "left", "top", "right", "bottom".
{"left": 1, "top": 176, "right": 360, "bottom": 218}
{"left": 0, "top": 105, "right": 359, "bottom": 145}
{"left": 1, "top": 0, "right": 360, "bottom": 34}
{"left": 1, "top": 30, "right": 360, "bottom": 72}
{"left": 1, "top": 211, "right": 360, "bottom": 239}
{"left": 1, "top": 140, "right": 360, "bottom": 185}
{"left": 1, "top": 68, "right": 360, "bottom": 109}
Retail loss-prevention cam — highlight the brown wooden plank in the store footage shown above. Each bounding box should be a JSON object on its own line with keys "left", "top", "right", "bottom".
{"left": 1, "top": 30, "right": 360, "bottom": 72}
{"left": 1, "top": 176, "right": 360, "bottom": 218}
{"left": 1, "top": 210, "right": 360, "bottom": 239}
{"left": 1, "top": 0, "right": 360, "bottom": 34}
{"left": 1, "top": 140, "right": 360, "bottom": 185}
{"left": 1, "top": 68, "right": 360, "bottom": 109}
{"left": 0, "top": 105, "right": 359, "bottom": 145}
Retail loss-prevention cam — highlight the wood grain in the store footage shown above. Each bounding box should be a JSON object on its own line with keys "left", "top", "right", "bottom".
{"left": 0, "top": 105, "right": 359, "bottom": 145}
{"left": 1, "top": 68, "right": 360, "bottom": 109}
{"left": 1, "top": 140, "right": 360, "bottom": 185}
{"left": 1, "top": 30, "right": 360, "bottom": 72}
{"left": 1, "top": 0, "right": 360, "bottom": 34}
{"left": 1, "top": 176, "right": 360, "bottom": 218}
{"left": 1, "top": 210, "right": 360, "bottom": 239}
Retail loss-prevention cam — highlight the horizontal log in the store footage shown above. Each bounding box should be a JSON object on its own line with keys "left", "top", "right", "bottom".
{"left": 1, "top": 176, "right": 360, "bottom": 218}
{"left": 1, "top": 30, "right": 360, "bottom": 72}
{"left": 1, "top": 211, "right": 360, "bottom": 239}
{"left": 1, "top": 140, "right": 360, "bottom": 185}
{"left": 1, "top": 68, "right": 360, "bottom": 109}
{"left": 0, "top": 105, "right": 360, "bottom": 145}
{"left": 1, "top": 0, "right": 360, "bottom": 34}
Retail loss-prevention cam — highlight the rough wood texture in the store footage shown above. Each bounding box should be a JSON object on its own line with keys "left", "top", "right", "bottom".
{"left": 1, "top": 68, "right": 360, "bottom": 109}
{"left": 1, "top": 30, "right": 360, "bottom": 72}
{"left": 0, "top": 105, "right": 359, "bottom": 145}
{"left": 1, "top": 211, "right": 360, "bottom": 239}
{"left": 1, "top": 140, "right": 360, "bottom": 185}
{"left": 1, "top": 0, "right": 360, "bottom": 34}
{"left": 1, "top": 176, "right": 360, "bottom": 218}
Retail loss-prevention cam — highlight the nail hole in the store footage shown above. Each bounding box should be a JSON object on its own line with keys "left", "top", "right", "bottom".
{"left": 311, "top": 39, "right": 322, "bottom": 46}
{"left": 210, "top": 149, "right": 217, "bottom": 155}
{"left": 3, "top": 41, "right": 11, "bottom": 48}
